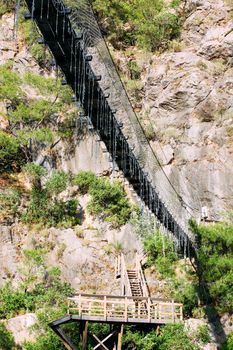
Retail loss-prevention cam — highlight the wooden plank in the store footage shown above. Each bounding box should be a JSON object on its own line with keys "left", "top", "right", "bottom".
{"left": 117, "top": 325, "right": 124, "bottom": 350}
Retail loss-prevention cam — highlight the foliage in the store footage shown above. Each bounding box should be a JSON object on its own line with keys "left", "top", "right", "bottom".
{"left": 194, "top": 325, "right": 211, "bottom": 345}
{"left": 158, "top": 324, "right": 199, "bottom": 350}
{"left": 123, "top": 324, "right": 199, "bottom": 350}
{"left": 0, "top": 282, "right": 29, "bottom": 319}
{"left": 0, "top": 62, "right": 22, "bottom": 104}
{"left": 0, "top": 323, "right": 15, "bottom": 350}
{"left": 0, "top": 63, "right": 74, "bottom": 174}
{"left": 127, "top": 60, "right": 141, "bottom": 80}
{"left": 0, "top": 131, "right": 22, "bottom": 171}
{"left": 143, "top": 233, "right": 178, "bottom": 277}
{"left": 171, "top": 278, "right": 199, "bottom": 316}
{"left": 92, "top": 0, "right": 181, "bottom": 51}
{"left": 0, "top": 188, "right": 20, "bottom": 221}
{"left": 23, "top": 186, "right": 79, "bottom": 228}
{"left": 190, "top": 220, "right": 233, "bottom": 313}
{"left": 0, "top": 251, "right": 73, "bottom": 320}
{"left": 73, "top": 171, "right": 133, "bottom": 227}
{"left": 223, "top": 333, "right": 233, "bottom": 350}
{"left": 45, "top": 170, "right": 70, "bottom": 196}
{"left": 23, "top": 163, "right": 47, "bottom": 186}
{"left": 72, "top": 170, "right": 98, "bottom": 194}
{"left": 88, "top": 176, "right": 132, "bottom": 227}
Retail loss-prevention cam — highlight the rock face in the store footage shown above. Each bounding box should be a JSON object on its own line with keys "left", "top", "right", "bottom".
{"left": 142, "top": 0, "right": 233, "bottom": 220}
{"left": 5, "top": 313, "right": 37, "bottom": 345}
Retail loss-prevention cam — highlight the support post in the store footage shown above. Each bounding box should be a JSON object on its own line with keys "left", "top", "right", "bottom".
{"left": 117, "top": 325, "right": 124, "bottom": 350}
{"left": 79, "top": 321, "right": 88, "bottom": 350}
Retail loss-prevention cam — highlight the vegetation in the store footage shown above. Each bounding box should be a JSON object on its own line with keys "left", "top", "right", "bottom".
{"left": 122, "top": 323, "right": 202, "bottom": 350}
{"left": 92, "top": 0, "right": 181, "bottom": 51}
{"left": 223, "top": 333, "right": 233, "bottom": 350}
{"left": 143, "top": 233, "right": 178, "bottom": 277}
{"left": 0, "top": 63, "right": 73, "bottom": 172}
{"left": 73, "top": 171, "right": 133, "bottom": 227}
{"left": 0, "top": 0, "right": 15, "bottom": 17}
{"left": 0, "top": 188, "right": 20, "bottom": 221}
{"left": 190, "top": 220, "right": 233, "bottom": 314}
{"left": 0, "top": 323, "right": 15, "bottom": 350}
{"left": 23, "top": 167, "right": 80, "bottom": 228}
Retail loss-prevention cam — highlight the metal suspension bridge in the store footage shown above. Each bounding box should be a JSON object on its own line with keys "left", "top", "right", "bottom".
{"left": 21, "top": 1, "right": 199, "bottom": 347}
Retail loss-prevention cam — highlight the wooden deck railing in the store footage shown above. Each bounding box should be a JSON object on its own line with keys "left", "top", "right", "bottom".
{"left": 68, "top": 294, "right": 183, "bottom": 324}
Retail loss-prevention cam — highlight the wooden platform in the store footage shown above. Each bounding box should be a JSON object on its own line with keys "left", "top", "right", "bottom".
{"left": 67, "top": 294, "right": 183, "bottom": 325}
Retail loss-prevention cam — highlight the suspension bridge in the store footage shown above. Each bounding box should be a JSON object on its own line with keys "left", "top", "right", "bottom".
{"left": 22, "top": 0, "right": 197, "bottom": 348}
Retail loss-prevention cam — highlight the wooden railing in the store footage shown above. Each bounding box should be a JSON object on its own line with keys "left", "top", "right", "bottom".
{"left": 68, "top": 294, "right": 183, "bottom": 324}
{"left": 135, "top": 252, "right": 149, "bottom": 297}
{"left": 115, "top": 254, "right": 132, "bottom": 296}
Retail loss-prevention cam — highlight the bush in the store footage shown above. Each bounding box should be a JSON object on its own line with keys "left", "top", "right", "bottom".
{"left": 23, "top": 187, "right": 80, "bottom": 228}
{"left": 23, "top": 163, "right": 47, "bottom": 187}
{"left": 194, "top": 325, "right": 211, "bottom": 345}
{"left": 223, "top": 333, "right": 233, "bottom": 350}
{"left": 73, "top": 170, "right": 98, "bottom": 194}
{"left": 0, "top": 282, "right": 29, "bottom": 319}
{"left": 143, "top": 233, "right": 178, "bottom": 277}
{"left": 0, "top": 188, "right": 20, "bottom": 221}
{"left": 171, "top": 278, "right": 199, "bottom": 316}
{"left": 190, "top": 220, "right": 233, "bottom": 313}
{"left": 88, "top": 177, "right": 132, "bottom": 227}
{"left": 0, "top": 63, "right": 22, "bottom": 104}
{"left": 45, "top": 170, "right": 69, "bottom": 196}
{"left": 123, "top": 324, "right": 199, "bottom": 350}
{"left": 0, "top": 0, "right": 15, "bottom": 16}
{"left": 73, "top": 171, "right": 132, "bottom": 227}
{"left": 0, "top": 131, "right": 21, "bottom": 171}
{"left": 0, "top": 323, "right": 15, "bottom": 350}
{"left": 92, "top": 0, "right": 181, "bottom": 51}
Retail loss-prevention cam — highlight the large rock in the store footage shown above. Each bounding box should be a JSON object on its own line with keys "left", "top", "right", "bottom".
{"left": 5, "top": 313, "right": 37, "bottom": 345}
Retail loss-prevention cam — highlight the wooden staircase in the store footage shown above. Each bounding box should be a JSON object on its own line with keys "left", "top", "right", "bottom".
{"left": 115, "top": 253, "right": 149, "bottom": 298}
{"left": 127, "top": 269, "right": 143, "bottom": 297}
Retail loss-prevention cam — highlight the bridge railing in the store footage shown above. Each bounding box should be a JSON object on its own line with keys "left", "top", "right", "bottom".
{"left": 67, "top": 294, "right": 183, "bottom": 324}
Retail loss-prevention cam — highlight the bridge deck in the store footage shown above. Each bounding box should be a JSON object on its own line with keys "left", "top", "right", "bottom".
{"left": 67, "top": 294, "right": 183, "bottom": 325}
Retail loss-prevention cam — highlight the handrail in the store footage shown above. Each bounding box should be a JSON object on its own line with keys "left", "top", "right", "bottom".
{"left": 69, "top": 293, "right": 182, "bottom": 303}
{"left": 120, "top": 254, "right": 132, "bottom": 296}
{"left": 135, "top": 252, "right": 149, "bottom": 298}
{"left": 68, "top": 294, "right": 183, "bottom": 324}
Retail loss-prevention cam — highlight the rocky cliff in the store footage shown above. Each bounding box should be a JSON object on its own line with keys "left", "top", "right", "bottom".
{"left": 141, "top": 0, "right": 233, "bottom": 221}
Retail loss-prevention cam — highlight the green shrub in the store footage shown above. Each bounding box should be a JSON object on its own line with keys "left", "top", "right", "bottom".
{"left": 223, "top": 333, "right": 233, "bottom": 350}
{"left": 0, "top": 188, "right": 20, "bottom": 221}
{"left": 159, "top": 324, "right": 199, "bottom": 350}
{"left": 73, "top": 171, "right": 132, "bottom": 227}
{"left": 127, "top": 60, "right": 141, "bottom": 80}
{"left": 143, "top": 233, "right": 178, "bottom": 277}
{"left": 171, "top": 278, "right": 199, "bottom": 316}
{"left": 0, "top": 0, "right": 15, "bottom": 16}
{"left": 0, "top": 63, "right": 22, "bottom": 104}
{"left": 0, "top": 282, "right": 29, "bottom": 319}
{"left": 190, "top": 220, "right": 233, "bottom": 313}
{"left": 194, "top": 325, "right": 211, "bottom": 345}
{"left": 123, "top": 324, "right": 199, "bottom": 350}
{"left": 0, "top": 323, "right": 15, "bottom": 350}
{"left": 88, "top": 177, "right": 132, "bottom": 227}
{"left": 23, "top": 163, "right": 47, "bottom": 186}
{"left": 0, "top": 130, "right": 22, "bottom": 171}
{"left": 45, "top": 170, "right": 70, "bottom": 196}
{"left": 72, "top": 170, "right": 98, "bottom": 194}
{"left": 92, "top": 0, "right": 181, "bottom": 51}
{"left": 23, "top": 187, "right": 79, "bottom": 228}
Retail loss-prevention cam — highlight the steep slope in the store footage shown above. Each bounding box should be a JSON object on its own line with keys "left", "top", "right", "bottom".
{"left": 141, "top": 0, "right": 233, "bottom": 220}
